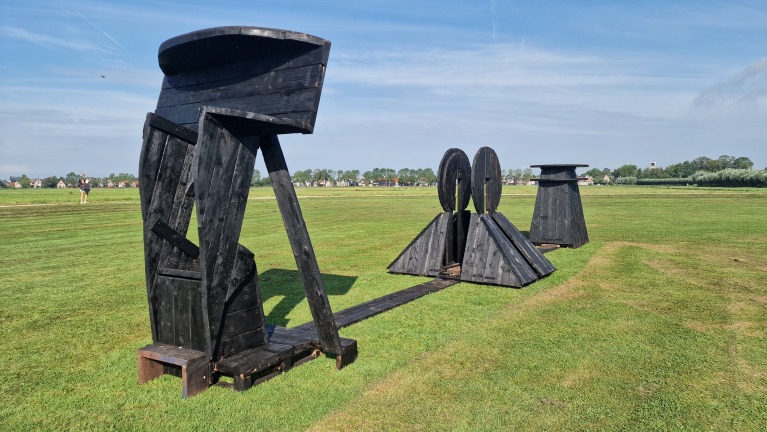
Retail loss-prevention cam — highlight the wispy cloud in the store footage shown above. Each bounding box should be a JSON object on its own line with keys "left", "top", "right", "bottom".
{"left": 693, "top": 58, "right": 767, "bottom": 108}
{"left": 0, "top": 25, "right": 108, "bottom": 53}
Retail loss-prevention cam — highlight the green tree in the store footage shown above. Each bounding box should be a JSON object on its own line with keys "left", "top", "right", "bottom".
{"left": 43, "top": 176, "right": 59, "bottom": 188}
{"left": 251, "top": 169, "right": 261, "bottom": 186}
{"left": 65, "top": 172, "right": 79, "bottom": 186}
{"left": 733, "top": 157, "right": 753, "bottom": 170}
{"left": 613, "top": 164, "right": 638, "bottom": 179}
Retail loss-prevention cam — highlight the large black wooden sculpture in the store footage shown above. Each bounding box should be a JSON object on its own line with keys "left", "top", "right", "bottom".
{"left": 136, "top": 27, "right": 355, "bottom": 398}
{"left": 389, "top": 147, "right": 555, "bottom": 287}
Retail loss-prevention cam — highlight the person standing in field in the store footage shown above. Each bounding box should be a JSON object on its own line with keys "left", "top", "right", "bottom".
{"left": 78, "top": 178, "right": 86, "bottom": 204}
{"left": 83, "top": 179, "right": 91, "bottom": 203}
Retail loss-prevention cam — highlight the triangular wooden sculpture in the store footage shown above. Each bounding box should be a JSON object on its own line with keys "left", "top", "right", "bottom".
{"left": 459, "top": 147, "right": 556, "bottom": 287}
{"left": 388, "top": 148, "right": 471, "bottom": 276}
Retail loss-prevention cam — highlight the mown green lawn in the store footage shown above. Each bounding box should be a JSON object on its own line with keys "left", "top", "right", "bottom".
{"left": 0, "top": 185, "right": 765, "bottom": 431}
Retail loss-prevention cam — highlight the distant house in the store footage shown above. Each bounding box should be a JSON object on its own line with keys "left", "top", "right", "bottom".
{"left": 602, "top": 175, "right": 612, "bottom": 183}
{"left": 56, "top": 179, "right": 67, "bottom": 188}
{"left": 132, "top": 181, "right": 139, "bottom": 188}
{"left": 30, "top": 178, "right": 42, "bottom": 188}
{"left": 11, "top": 181, "right": 22, "bottom": 189}
{"left": 107, "top": 180, "right": 115, "bottom": 188}
{"left": 578, "top": 175, "right": 594, "bottom": 186}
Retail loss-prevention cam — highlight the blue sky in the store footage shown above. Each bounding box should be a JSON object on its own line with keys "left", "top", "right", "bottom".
{"left": 1, "top": 0, "right": 766, "bottom": 179}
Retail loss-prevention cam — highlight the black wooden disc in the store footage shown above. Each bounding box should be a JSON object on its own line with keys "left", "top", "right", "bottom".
{"left": 471, "top": 147, "right": 502, "bottom": 214}
{"left": 437, "top": 148, "right": 472, "bottom": 212}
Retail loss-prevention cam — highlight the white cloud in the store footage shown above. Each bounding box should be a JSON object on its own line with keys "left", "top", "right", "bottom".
{"left": 0, "top": 25, "right": 109, "bottom": 53}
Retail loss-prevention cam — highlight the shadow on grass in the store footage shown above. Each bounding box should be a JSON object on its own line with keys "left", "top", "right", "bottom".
{"left": 259, "top": 268, "right": 357, "bottom": 327}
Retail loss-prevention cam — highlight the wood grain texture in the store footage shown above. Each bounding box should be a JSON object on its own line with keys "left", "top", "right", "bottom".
{"left": 471, "top": 147, "right": 502, "bottom": 214}
{"left": 154, "top": 26, "right": 331, "bottom": 133}
{"left": 491, "top": 212, "right": 556, "bottom": 277}
{"left": 461, "top": 214, "right": 538, "bottom": 287}
{"left": 529, "top": 165, "right": 589, "bottom": 248}
{"left": 437, "top": 148, "right": 472, "bottom": 212}
{"left": 387, "top": 212, "right": 451, "bottom": 277}
{"left": 260, "top": 134, "right": 344, "bottom": 356}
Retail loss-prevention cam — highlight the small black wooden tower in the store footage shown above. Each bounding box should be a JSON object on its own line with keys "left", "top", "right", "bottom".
{"left": 136, "top": 27, "right": 355, "bottom": 398}
{"left": 529, "top": 164, "right": 589, "bottom": 248}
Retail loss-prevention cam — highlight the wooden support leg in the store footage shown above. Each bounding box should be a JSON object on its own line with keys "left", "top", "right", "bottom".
{"left": 137, "top": 343, "right": 211, "bottom": 399}
{"left": 137, "top": 354, "right": 165, "bottom": 384}
{"left": 260, "top": 135, "right": 344, "bottom": 356}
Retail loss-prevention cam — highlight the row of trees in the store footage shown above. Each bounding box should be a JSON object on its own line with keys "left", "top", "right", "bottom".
{"left": 583, "top": 155, "right": 756, "bottom": 181}
{"left": 2, "top": 172, "right": 138, "bottom": 188}
{"left": 4, "top": 155, "right": 761, "bottom": 189}
{"left": 252, "top": 167, "right": 440, "bottom": 187}
{"left": 251, "top": 167, "right": 536, "bottom": 187}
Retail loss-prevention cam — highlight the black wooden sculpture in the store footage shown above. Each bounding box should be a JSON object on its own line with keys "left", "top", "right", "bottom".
{"left": 529, "top": 164, "right": 589, "bottom": 248}
{"left": 136, "top": 26, "right": 355, "bottom": 398}
{"left": 389, "top": 147, "right": 555, "bottom": 287}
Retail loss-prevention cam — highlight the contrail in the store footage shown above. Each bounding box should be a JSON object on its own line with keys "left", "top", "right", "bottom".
{"left": 490, "top": 0, "right": 498, "bottom": 41}
{"left": 74, "top": 10, "right": 125, "bottom": 50}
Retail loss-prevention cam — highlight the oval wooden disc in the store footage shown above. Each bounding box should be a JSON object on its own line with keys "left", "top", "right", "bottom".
{"left": 437, "top": 148, "right": 472, "bottom": 212}
{"left": 471, "top": 147, "right": 502, "bottom": 214}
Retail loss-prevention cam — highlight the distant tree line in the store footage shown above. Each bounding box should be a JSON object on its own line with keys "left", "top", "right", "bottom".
{"left": 251, "top": 167, "right": 440, "bottom": 187}
{"left": 582, "top": 155, "right": 765, "bottom": 188}
{"left": 2, "top": 171, "right": 139, "bottom": 188}
{"left": 4, "top": 155, "right": 763, "bottom": 189}
{"left": 583, "top": 155, "right": 755, "bottom": 182}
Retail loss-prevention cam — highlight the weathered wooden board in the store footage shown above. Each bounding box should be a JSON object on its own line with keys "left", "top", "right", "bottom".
{"left": 139, "top": 113, "right": 199, "bottom": 341}
{"left": 387, "top": 212, "right": 451, "bottom": 277}
{"left": 471, "top": 147, "right": 502, "bottom": 214}
{"left": 461, "top": 214, "right": 538, "bottom": 287}
{"left": 155, "top": 26, "right": 331, "bottom": 133}
{"left": 154, "top": 275, "right": 207, "bottom": 352}
{"left": 437, "top": 148, "right": 472, "bottom": 212}
{"left": 491, "top": 212, "right": 556, "bottom": 277}
{"left": 193, "top": 110, "right": 262, "bottom": 360}
{"left": 260, "top": 134, "right": 345, "bottom": 356}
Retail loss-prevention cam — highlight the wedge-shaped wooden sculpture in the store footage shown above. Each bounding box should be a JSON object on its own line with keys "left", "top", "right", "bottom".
{"left": 137, "top": 27, "right": 355, "bottom": 398}
{"left": 390, "top": 147, "right": 555, "bottom": 288}
{"left": 460, "top": 147, "right": 555, "bottom": 287}
{"left": 388, "top": 148, "right": 471, "bottom": 277}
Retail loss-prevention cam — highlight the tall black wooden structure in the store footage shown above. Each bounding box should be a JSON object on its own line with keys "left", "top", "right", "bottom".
{"left": 529, "top": 164, "right": 589, "bottom": 248}
{"left": 136, "top": 27, "right": 355, "bottom": 398}
{"left": 389, "top": 147, "right": 555, "bottom": 287}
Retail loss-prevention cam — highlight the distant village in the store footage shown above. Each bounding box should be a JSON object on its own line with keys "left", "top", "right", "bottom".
{"left": 2, "top": 155, "right": 758, "bottom": 189}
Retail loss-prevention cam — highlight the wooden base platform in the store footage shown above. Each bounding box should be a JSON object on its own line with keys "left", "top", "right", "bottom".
{"left": 138, "top": 278, "right": 459, "bottom": 395}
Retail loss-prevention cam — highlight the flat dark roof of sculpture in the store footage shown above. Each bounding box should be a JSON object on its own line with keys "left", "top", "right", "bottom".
{"left": 158, "top": 26, "right": 330, "bottom": 75}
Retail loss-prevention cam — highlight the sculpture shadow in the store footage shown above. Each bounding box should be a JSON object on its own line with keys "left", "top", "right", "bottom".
{"left": 258, "top": 269, "right": 357, "bottom": 327}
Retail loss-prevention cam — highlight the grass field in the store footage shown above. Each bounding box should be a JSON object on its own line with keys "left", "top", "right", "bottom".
{"left": 1, "top": 185, "right": 765, "bottom": 431}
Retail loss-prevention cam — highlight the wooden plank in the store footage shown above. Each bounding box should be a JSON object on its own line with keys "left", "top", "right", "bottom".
{"left": 491, "top": 212, "right": 556, "bottom": 277}
{"left": 193, "top": 111, "right": 258, "bottom": 359}
{"left": 146, "top": 112, "right": 198, "bottom": 144}
{"left": 260, "top": 134, "right": 344, "bottom": 356}
{"left": 214, "top": 342, "right": 295, "bottom": 375}
{"left": 387, "top": 212, "right": 450, "bottom": 276}
{"left": 157, "top": 64, "right": 324, "bottom": 108}
{"left": 151, "top": 220, "right": 200, "bottom": 259}
{"left": 323, "top": 278, "right": 459, "bottom": 329}
{"left": 461, "top": 214, "right": 538, "bottom": 287}
{"left": 154, "top": 87, "right": 321, "bottom": 133}
{"left": 155, "top": 276, "right": 175, "bottom": 345}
